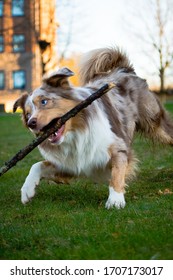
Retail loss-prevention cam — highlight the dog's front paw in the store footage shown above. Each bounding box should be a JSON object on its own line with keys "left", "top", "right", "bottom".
{"left": 105, "top": 187, "right": 126, "bottom": 209}
{"left": 21, "top": 183, "right": 36, "bottom": 204}
{"left": 21, "top": 162, "right": 42, "bottom": 204}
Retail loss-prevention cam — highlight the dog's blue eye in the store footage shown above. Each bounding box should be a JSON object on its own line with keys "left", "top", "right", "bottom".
{"left": 41, "top": 99, "right": 48, "bottom": 106}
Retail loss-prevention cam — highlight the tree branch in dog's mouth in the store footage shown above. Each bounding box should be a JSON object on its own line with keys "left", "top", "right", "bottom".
{"left": 0, "top": 83, "right": 115, "bottom": 177}
{"left": 40, "top": 117, "right": 60, "bottom": 133}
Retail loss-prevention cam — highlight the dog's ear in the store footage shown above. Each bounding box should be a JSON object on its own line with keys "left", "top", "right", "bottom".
{"left": 13, "top": 93, "right": 28, "bottom": 113}
{"left": 43, "top": 67, "right": 74, "bottom": 88}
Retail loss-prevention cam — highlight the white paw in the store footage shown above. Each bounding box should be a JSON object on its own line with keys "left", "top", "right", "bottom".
{"left": 105, "top": 186, "right": 126, "bottom": 209}
{"left": 21, "top": 162, "right": 42, "bottom": 204}
{"left": 21, "top": 183, "right": 36, "bottom": 204}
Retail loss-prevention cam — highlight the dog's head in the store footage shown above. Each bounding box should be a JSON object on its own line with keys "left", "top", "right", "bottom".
{"left": 13, "top": 67, "right": 84, "bottom": 145}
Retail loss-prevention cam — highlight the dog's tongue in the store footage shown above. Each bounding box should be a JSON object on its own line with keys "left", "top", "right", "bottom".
{"left": 48, "top": 125, "right": 65, "bottom": 143}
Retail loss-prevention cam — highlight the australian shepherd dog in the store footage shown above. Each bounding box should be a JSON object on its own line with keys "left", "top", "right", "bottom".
{"left": 13, "top": 47, "right": 173, "bottom": 209}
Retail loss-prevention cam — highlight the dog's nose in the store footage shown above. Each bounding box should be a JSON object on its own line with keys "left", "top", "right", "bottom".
{"left": 27, "top": 118, "right": 37, "bottom": 129}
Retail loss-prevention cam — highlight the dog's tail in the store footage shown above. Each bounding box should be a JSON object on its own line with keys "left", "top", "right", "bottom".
{"left": 137, "top": 96, "right": 173, "bottom": 146}
{"left": 79, "top": 47, "right": 134, "bottom": 85}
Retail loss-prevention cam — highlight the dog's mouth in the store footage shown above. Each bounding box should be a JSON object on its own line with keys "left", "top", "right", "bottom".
{"left": 48, "top": 125, "right": 65, "bottom": 144}
{"left": 36, "top": 117, "right": 65, "bottom": 144}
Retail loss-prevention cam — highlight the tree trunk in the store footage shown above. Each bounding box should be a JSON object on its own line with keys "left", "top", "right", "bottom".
{"left": 159, "top": 67, "right": 165, "bottom": 94}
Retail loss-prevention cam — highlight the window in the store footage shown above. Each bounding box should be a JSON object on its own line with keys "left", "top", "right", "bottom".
{"left": 12, "top": 0, "right": 24, "bottom": 16}
{"left": 13, "top": 70, "right": 26, "bottom": 89}
{"left": 13, "top": 35, "right": 25, "bottom": 52}
{"left": 0, "top": 0, "right": 3, "bottom": 17}
{"left": 0, "top": 35, "right": 4, "bottom": 52}
{"left": 0, "top": 71, "right": 5, "bottom": 89}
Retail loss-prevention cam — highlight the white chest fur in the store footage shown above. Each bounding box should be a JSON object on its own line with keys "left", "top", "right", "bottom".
{"left": 39, "top": 109, "right": 116, "bottom": 178}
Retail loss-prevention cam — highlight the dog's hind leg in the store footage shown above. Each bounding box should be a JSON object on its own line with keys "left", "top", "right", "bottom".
{"left": 21, "top": 161, "right": 71, "bottom": 204}
{"left": 105, "top": 149, "right": 128, "bottom": 209}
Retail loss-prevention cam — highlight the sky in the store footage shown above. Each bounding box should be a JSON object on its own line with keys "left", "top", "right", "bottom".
{"left": 56, "top": 0, "right": 173, "bottom": 88}
{"left": 57, "top": 0, "right": 137, "bottom": 55}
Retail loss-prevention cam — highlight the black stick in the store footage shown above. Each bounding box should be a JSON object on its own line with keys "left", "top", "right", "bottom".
{"left": 0, "top": 83, "right": 115, "bottom": 177}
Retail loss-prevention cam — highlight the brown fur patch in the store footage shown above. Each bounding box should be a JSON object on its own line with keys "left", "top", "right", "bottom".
{"left": 13, "top": 93, "right": 29, "bottom": 113}
{"left": 13, "top": 93, "right": 30, "bottom": 126}
{"left": 109, "top": 147, "right": 128, "bottom": 193}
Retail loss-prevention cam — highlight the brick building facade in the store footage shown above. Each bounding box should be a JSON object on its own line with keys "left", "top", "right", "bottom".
{"left": 0, "top": 0, "right": 58, "bottom": 112}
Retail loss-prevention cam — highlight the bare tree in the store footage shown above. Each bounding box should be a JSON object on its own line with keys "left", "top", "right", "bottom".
{"left": 151, "top": 0, "right": 173, "bottom": 93}
{"left": 127, "top": 0, "right": 173, "bottom": 93}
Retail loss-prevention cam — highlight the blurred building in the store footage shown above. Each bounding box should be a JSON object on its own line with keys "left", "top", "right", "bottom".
{"left": 0, "top": 0, "right": 58, "bottom": 112}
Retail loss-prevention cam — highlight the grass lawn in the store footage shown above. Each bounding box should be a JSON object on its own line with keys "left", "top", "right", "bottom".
{"left": 0, "top": 108, "right": 173, "bottom": 260}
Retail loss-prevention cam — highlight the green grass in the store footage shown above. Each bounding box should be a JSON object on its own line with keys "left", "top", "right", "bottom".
{"left": 0, "top": 111, "right": 173, "bottom": 260}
